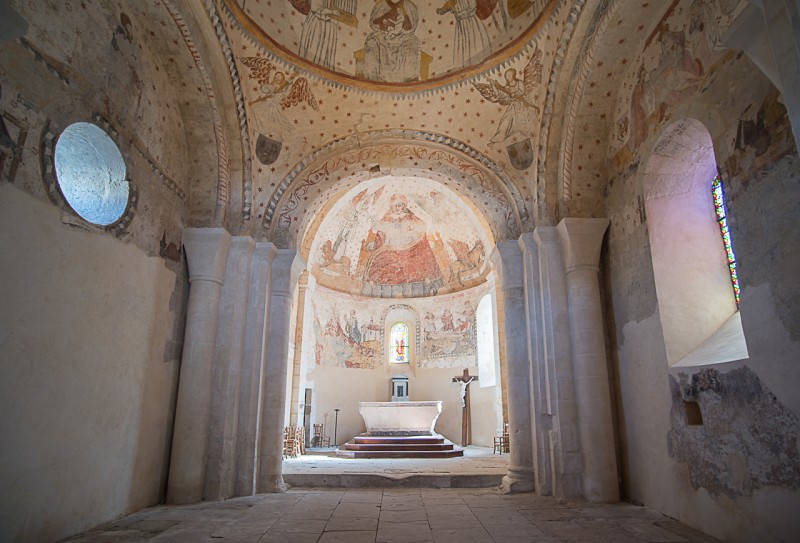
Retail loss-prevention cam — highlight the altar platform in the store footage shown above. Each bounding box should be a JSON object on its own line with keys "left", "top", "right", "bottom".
{"left": 283, "top": 445, "right": 507, "bottom": 488}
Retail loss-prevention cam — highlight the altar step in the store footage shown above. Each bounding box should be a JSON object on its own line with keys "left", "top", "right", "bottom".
{"left": 336, "top": 434, "right": 464, "bottom": 459}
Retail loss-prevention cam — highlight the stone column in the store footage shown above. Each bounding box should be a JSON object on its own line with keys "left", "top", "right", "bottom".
{"left": 289, "top": 272, "right": 310, "bottom": 427}
{"left": 204, "top": 236, "right": 255, "bottom": 500}
{"left": 558, "top": 218, "right": 618, "bottom": 502}
{"left": 256, "top": 249, "right": 306, "bottom": 493}
{"left": 234, "top": 242, "right": 277, "bottom": 496}
{"left": 491, "top": 241, "right": 535, "bottom": 493}
{"left": 518, "top": 232, "right": 551, "bottom": 496}
{"left": 167, "top": 228, "right": 231, "bottom": 504}
{"left": 534, "top": 227, "right": 582, "bottom": 500}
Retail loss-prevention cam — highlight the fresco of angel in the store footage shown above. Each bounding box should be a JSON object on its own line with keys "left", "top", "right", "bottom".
{"left": 239, "top": 56, "right": 319, "bottom": 141}
{"left": 473, "top": 44, "right": 543, "bottom": 143}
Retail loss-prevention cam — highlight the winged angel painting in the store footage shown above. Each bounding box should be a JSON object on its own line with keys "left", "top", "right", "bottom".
{"left": 474, "top": 44, "right": 543, "bottom": 144}
{"left": 240, "top": 56, "right": 319, "bottom": 144}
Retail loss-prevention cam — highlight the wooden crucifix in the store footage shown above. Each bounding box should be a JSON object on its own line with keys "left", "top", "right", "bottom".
{"left": 452, "top": 368, "right": 478, "bottom": 446}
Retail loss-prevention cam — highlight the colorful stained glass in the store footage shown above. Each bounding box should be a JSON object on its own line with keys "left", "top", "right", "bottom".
{"left": 390, "top": 322, "right": 409, "bottom": 363}
{"left": 712, "top": 175, "right": 740, "bottom": 306}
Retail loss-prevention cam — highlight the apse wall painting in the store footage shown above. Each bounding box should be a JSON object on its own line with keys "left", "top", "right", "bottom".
{"left": 313, "top": 300, "right": 381, "bottom": 369}
{"left": 311, "top": 286, "right": 482, "bottom": 370}
{"left": 311, "top": 181, "right": 490, "bottom": 298}
{"left": 224, "top": 0, "right": 557, "bottom": 86}
{"left": 420, "top": 293, "right": 477, "bottom": 368}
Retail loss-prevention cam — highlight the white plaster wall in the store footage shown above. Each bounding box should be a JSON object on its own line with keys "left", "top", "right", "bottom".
{"left": 0, "top": 184, "right": 180, "bottom": 542}
{"left": 308, "top": 364, "right": 497, "bottom": 447}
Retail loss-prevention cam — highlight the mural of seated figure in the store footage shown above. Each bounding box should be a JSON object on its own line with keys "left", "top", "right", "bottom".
{"left": 362, "top": 0, "right": 421, "bottom": 82}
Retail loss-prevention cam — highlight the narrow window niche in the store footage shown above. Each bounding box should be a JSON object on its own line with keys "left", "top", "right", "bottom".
{"left": 684, "top": 400, "right": 704, "bottom": 426}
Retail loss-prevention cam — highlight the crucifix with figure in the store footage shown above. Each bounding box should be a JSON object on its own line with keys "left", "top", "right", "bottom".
{"left": 452, "top": 368, "right": 478, "bottom": 446}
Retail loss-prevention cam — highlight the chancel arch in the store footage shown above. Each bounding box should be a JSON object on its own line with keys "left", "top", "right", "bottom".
{"left": 287, "top": 173, "right": 506, "bottom": 451}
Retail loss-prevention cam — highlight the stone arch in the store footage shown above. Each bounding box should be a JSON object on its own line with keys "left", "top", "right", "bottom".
{"left": 642, "top": 118, "right": 748, "bottom": 367}
{"left": 261, "top": 130, "right": 529, "bottom": 248}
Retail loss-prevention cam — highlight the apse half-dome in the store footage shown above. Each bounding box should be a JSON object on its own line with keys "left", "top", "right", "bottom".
{"left": 308, "top": 176, "right": 491, "bottom": 298}
{"left": 223, "top": 0, "right": 557, "bottom": 92}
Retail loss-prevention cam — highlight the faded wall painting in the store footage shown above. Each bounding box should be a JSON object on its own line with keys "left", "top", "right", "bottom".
{"left": 419, "top": 292, "right": 477, "bottom": 368}
{"left": 310, "top": 284, "right": 485, "bottom": 370}
{"left": 310, "top": 179, "right": 490, "bottom": 298}
{"left": 313, "top": 297, "right": 382, "bottom": 369}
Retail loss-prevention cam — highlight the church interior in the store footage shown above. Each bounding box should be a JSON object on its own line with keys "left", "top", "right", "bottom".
{"left": 1, "top": 0, "right": 799, "bottom": 541}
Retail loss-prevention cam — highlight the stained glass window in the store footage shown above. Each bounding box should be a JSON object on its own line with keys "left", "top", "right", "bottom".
{"left": 712, "top": 175, "right": 740, "bottom": 306}
{"left": 390, "top": 322, "right": 409, "bottom": 363}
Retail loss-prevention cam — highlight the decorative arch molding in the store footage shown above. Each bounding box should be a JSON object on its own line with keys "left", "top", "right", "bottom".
{"left": 263, "top": 130, "right": 529, "bottom": 247}
{"left": 204, "top": 0, "right": 253, "bottom": 223}
{"left": 555, "top": 0, "right": 618, "bottom": 204}
{"left": 535, "top": 0, "right": 588, "bottom": 222}
{"left": 158, "top": 0, "right": 233, "bottom": 226}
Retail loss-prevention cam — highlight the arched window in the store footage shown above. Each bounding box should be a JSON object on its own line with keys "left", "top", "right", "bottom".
{"left": 643, "top": 119, "right": 748, "bottom": 367}
{"left": 390, "top": 322, "right": 409, "bottom": 363}
{"left": 711, "top": 175, "right": 740, "bottom": 306}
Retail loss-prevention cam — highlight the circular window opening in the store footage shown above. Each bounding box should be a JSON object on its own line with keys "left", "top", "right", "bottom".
{"left": 54, "top": 122, "right": 129, "bottom": 226}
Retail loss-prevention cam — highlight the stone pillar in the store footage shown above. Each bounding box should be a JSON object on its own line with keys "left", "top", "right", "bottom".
{"left": 204, "top": 236, "right": 255, "bottom": 500}
{"left": 533, "top": 227, "right": 582, "bottom": 499}
{"left": 491, "top": 241, "right": 535, "bottom": 493}
{"left": 234, "top": 242, "right": 277, "bottom": 496}
{"left": 518, "top": 233, "right": 551, "bottom": 495}
{"left": 167, "top": 228, "right": 231, "bottom": 504}
{"left": 558, "top": 218, "right": 618, "bottom": 502}
{"left": 256, "top": 249, "right": 306, "bottom": 493}
{"left": 289, "top": 272, "right": 310, "bottom": 427}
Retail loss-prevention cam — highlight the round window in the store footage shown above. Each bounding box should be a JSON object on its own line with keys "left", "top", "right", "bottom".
{"left": 54, "top": 122, "right": 129, "bottom": 226}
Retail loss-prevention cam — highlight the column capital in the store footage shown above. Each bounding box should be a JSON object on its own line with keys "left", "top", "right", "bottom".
{"left": 490, "top": 240, "right": 524, "bottom": 291}
{"left": 271, "top": 249, "right": 307, "bottom": 297}
{"left": 557, "top": 218, "right": 609, "bottom": 273}
{"left": 253, "top": 241, "right": 278, "bottom": 261}
{"left": 183, "top": 228, "right": 232, "bottom": 285}
{"left": 533, "top": 225, "right": 560, "bottom": 245}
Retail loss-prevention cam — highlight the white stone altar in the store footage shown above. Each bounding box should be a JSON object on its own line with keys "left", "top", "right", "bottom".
{"left": 358, "top": 401, "right": 442, "bottom": 435}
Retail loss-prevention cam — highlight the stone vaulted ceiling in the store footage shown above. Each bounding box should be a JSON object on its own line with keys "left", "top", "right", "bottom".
{"left": 201, "top": 0, "right": 747, "bottom": 254}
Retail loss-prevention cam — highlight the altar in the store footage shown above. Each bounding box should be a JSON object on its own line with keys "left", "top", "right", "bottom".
{"left": 358, "top": 401, "right": 442, "bottom": 435}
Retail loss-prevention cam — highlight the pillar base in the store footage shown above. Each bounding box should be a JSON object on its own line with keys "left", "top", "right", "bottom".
{"left": 257, "top": 477, "right": 290, "bottom": 494}
{"left": 501, "top": 468, "right": 536, "bottom": 494}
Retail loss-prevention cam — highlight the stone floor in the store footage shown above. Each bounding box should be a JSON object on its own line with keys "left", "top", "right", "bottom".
{"left": 62, "top": 487, "right": 721, "bottom": 543}
{"left": 283, "top": 446, "right": 508, "bottom": 487}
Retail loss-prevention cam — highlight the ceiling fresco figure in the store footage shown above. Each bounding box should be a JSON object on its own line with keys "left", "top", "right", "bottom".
{"left": 436, "top": 0, "right": 493, "bottom": 68}
{"left": 364, "top": 0, "right": 421, "bottom": 82}
{"left": 292, "top": 0, "right": 358, "bottom": 70}
{"left": 474, "top": 44, "right": 542, "bottom": 143}
{"left": 241, "top": 56, "right": 320, "bottom": 143}
{"left": 361, "top": 194, "right": 443, "bottom": 296}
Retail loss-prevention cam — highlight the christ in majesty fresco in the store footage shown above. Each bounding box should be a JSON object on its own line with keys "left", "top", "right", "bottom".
{"left": 362, "top": 194, "right": 443, "bottom": 293}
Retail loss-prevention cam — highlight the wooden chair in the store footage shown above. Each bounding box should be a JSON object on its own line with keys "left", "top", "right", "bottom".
{"left": 283, "top": 426, "right": 303, "bottom": 458}
{"left": 493, "top": 423, "right": 510, "bottom": 454}
{"left": 313, "top": 423, "right": 331, "bottom": 447}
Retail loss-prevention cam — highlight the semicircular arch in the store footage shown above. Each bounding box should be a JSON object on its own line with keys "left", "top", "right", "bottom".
{"left": 262, "top": 130, "right": 529, "bottom": 248}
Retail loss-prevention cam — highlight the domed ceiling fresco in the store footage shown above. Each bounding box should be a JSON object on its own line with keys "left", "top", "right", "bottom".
{"left": 222, "top": 0, "right": 557, "bottom": 90}
{"left": 307, "top": 177, "right": 491, "bottom": 298}
{"left": 206, "top": 0, "right": 736, "bottom": 249}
